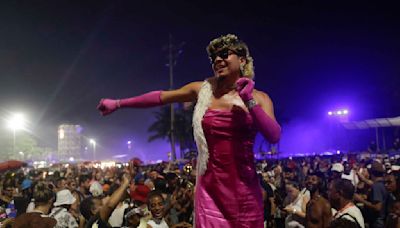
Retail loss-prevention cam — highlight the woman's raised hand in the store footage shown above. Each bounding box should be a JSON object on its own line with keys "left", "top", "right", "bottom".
{"left": 97, "top": 98, "right": 118, "bottom": 116}
{"left": 236, "top": 77, "right": 255, "bottom": 102}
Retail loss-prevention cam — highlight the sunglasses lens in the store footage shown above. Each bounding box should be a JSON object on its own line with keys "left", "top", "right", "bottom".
{"left": 210, "top": 49, "right": 234, "bottom": 63}
{"left": 219, "top": 50, "right": 230, "bottom": 59}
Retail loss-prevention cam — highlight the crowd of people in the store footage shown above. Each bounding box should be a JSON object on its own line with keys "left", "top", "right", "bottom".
{"left": 0, "top": 161, "right": 194, "bottom": 228}
{"left": 0, "top": 152, "right": 399, "bottom": 228}
{"left": 257, "top": 153, "right": 400, "bottom": 228}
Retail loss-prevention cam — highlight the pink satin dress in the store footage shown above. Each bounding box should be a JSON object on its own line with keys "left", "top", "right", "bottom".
{"left": 194, "top": 108, "right": 264, "bottom": 228}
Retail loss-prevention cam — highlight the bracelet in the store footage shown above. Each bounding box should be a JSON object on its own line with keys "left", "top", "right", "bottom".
{"left": 116, "top": 99, "right": 121, "bottom": 108}
{"left": 245, "top": 99, "right": 257, "bottom": 109}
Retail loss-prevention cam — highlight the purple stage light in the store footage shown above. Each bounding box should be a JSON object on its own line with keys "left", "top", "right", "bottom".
{"left": 337, "top": 111, "right": 342, "bottom": 115}
{"left": 328, "top": 111, "right": 333, "bottom": 116}
{"left": 343, "top": 109, "right": 348, "bottom": 114}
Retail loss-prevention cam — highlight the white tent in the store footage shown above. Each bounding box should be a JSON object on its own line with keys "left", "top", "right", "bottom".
{"left": 342, "top": 116, "right": 400, "bottom": 129}
{"left": 341, "top": 116, "right": 400, "bottom": 151}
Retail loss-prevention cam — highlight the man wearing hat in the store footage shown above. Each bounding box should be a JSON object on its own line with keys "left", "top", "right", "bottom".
{"left": 131, "top": 184, "right": 150, "bottom": 205}
{"left": 354, "top": 161, "right": 388, "bottom": 228}
{"left": 49, "top": 189, "right": 79, "bottom": 228}
{"left": 331, "top": 163, "right": 344, "bottom": 181}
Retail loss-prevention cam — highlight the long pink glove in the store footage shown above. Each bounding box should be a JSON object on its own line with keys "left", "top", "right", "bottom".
{"left": 236, "top": 78, "right": 281, "bottom": 143}
{"left": 97, "top": 91, "right": 163, "bottom": 116}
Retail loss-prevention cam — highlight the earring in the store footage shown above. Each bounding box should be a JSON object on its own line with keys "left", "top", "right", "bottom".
{"left": 240, "top": 64, "right": 245, "bottom": 76}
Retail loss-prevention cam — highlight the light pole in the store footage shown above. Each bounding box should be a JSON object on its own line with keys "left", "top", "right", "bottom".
{"left": 6, "top": 113, "right": 26, "bottom": 158}
{"left": 90, "top": 139, "right": 96, "bottom": 160}
{"left": 165, "top": 34, "right": 185, "bottom": 161}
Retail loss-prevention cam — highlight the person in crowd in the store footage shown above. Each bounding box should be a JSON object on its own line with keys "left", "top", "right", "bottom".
{"left": 342, "top": 161, "right": 360, "bottom": 187}
{"left": 385, "top": 200, "right": 400, "bottom": 228}
{"left": 80, "top": 196, "right": 104, "bottom": 226}
{"left": 354, "top": 161, "right": 388, "bottom": 228}
{"left": 81, "top": 172, "right": 131, "bottom": 228}
{"left": 147, "top": 191, "right": 169, "bottom": 228}
{"left": 305, "top": 171, "right": 332, "bottom": 228}
{"left": 97, "top": 34, "right": 281, "bottom": 228}
{"left": 55, "top": 177, "right": 68, "bottom": 192}
{"left": 0, "top": 182, "right": 14, "bottom": 209}
{"left": 282, "top": 181, "right": 309, "bottom": 228}
{"left": 283, "top": 167, "right": 298, "bottom": 183}
{"left": 329, "top": 218, "right": 361, "bottom": 228}
{"left": 330, "top": 178, "right": 365, "bottom": 228}
{"left": 122, "top": 207, "right": 145, "bottom": 228}
{"left": 385, "top": 173, "right": 400, "bottom": 217}
{"left": 49, "top": 189, "right": 83, "bottom": 228}
{"left": 70, "top": 189, "right": 83, "bottom": 224}
{"left": 154, "top": 177, "right": 178, "bottom": 225}
{"left": 78, "top": 174, "right": 92, "bottom": 200}
{"left": 68, "top": 178, "right": 78, "bottom": 192}
{"left": 131, "top": 178, "right": 151, "bottom": 206}
{"left": 260, "top": 172, "right": 276, "bottom": 227}
{"left": 165, "top": 173, "right": 178, "bottom": 195}
{"left": 13, "top": 182, "right": 57, "bottom": 228}
{"left": 331, "top": 163, "right": 344, "bottom": 181}
{"left": 146, "top": 191, "right": 192, "bottom": 228}
{"left": 14, "top": 178, "right": 33, "bottom": 216}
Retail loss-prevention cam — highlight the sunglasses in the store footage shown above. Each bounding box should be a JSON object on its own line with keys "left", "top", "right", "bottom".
{"left": 209, "top": 49, "right": 238, "bottom": 64}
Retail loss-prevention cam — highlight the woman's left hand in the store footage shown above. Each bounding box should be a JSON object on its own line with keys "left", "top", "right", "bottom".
{"left": 283, "top": 206, "right": 294, "bottom": 214}
{"left": 236, "top": 77, "right": 255, "bottom": 101}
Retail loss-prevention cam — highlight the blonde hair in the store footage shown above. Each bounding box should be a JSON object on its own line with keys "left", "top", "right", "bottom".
{"left": 206, "top": 34, "right": 255, "bottom": 79}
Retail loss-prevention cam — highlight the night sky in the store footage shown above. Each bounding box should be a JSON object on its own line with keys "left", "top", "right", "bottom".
{"left": 1, "top": 1, "right": 399, "bottom": 161}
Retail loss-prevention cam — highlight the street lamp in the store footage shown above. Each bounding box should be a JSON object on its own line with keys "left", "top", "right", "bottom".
{"left": 19, "top": 151, "right": 24, "bottom": 160}
{"left": 89, "top": 139, "right": 96, "bottom": 160}
{"left": 6, "top": 113, "right": 26, "bottom": 156}
{"left": 327, "top": 109, "right": 349, "bottom": 117}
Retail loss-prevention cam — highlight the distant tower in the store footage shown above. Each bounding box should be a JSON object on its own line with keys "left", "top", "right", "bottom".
{"left": 57, "top": 124, "right": 83, "bottom": 161}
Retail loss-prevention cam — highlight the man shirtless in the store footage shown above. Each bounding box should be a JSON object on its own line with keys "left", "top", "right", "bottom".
{"left": 305, "top": 171, "right": 332, "bottom": 228}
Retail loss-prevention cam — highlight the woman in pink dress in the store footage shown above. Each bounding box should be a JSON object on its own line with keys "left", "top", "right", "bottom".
{"left": 97, "top": 34, "right": 281, "bottom": 228}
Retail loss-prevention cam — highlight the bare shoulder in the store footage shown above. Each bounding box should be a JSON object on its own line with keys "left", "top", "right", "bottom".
{"left": 186, "top": 81, "right": 204, "bottom": 93}
{"left": 253, "top": 89, "right": 273, "bottom": 104}
{"left": 321, "top": 197, "right": 331, "bottom": 212}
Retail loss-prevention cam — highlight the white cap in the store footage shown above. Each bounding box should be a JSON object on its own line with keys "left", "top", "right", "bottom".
{"left": 54, "top": 189, "right": 76, "bottom": 206}
{"left": 331, "top": 163, "right": 344, "bottom": 173}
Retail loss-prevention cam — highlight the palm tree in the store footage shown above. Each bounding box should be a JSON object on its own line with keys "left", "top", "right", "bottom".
{"left": 148, "top": 104, "right": 196, "bottom": 160}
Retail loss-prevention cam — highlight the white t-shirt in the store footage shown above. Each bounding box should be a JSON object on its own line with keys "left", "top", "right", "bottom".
{"left": 147, "top": 218, "right": 169, "bottom": 228}
{"left": 108, "top": 202, "right": 129, "bottom": 227}
{"left": 332, "top": 204, "right": 365, "bottom": 228}
{"left": 26, "top": 201, "right": 35, "bottom": 213}
{"left": 284, "top": 189, "right": 309, "bottom": 228}
{"left": 49, "top": 207, "right": 79, "bottom": 228}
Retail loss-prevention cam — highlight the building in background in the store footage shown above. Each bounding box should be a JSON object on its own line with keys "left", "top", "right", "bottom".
{"left": 57, "top": 124, "right": 83, "bottom": 161}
